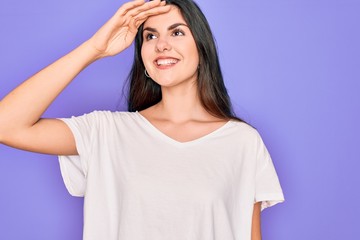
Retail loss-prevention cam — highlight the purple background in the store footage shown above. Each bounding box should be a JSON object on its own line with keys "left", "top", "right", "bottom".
{"left": 1, "top": 0, "right": 359, "bottom": 239}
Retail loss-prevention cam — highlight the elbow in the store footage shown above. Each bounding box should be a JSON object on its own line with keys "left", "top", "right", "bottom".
{"left": 0, "top": 116, "right": 16, "bottom": 145}
{"left": 0, "top": 129, "right": 20, "bottom": 148}
{"left": 0, "top": 123, "right": 14, "bottom": 145}
{"left": 0, "top": 128, "right": 7, "bottom": 145}
{"left": 0, "top": 115, "right": 7, "bottom": 144}
{"left": 0, "top": 124, "right": 5, "bottom": 144}
{"left": 0, "top": 134, "right": 6, "bottom": 146}
{"left": 0, "top": 122, "right": 7, "bottom": 144}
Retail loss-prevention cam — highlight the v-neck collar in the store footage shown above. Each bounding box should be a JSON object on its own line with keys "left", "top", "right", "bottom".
{"left": 135, "top": 111, "right": 233, "bottom": 147}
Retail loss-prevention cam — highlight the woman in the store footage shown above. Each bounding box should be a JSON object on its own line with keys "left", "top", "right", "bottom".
{"left": 0, "top": 0, "right": 284, "bottom": 239}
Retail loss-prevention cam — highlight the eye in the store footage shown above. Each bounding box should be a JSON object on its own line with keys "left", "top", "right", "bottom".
{"left": 145, "top": 33, "right": 157, "bottom": 41}
{"left": 172, "top": 28, "right": 185, "bottom": 37}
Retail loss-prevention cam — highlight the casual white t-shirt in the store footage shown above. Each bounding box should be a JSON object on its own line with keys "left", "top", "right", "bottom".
{"left": 59, "top": 111, "right": 284, "bottom": 240}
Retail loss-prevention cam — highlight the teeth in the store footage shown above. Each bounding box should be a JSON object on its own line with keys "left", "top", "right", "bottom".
{"left": 156, "top": 59, "right": 178, "bottom": 66}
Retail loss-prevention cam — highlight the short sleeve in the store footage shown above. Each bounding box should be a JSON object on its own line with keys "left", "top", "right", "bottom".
{"left": 254, "top": 133, "right": 285, "bottom": 211}
{"left": 58, "top": 112, "right": 100, "bottom": 197}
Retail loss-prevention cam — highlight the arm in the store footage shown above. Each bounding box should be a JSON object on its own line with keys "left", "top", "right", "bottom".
{"left": 0, "top": 0, "right": 170, "bottom": 155}
{"left": 252, "top": 202, "right": 262, "bottom": 240}
{"left": 0, "top": 43, "right": 98, "bottom": 155}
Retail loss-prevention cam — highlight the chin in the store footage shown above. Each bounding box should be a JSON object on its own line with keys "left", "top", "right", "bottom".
{"left": 152, "top": 76, "right": 178, "bottom": 87}
{"left": 155, "top": 80, "right": 179, "bottom": 88}
{"left": 152, "top": 74, "right": 197, "bottom": 89}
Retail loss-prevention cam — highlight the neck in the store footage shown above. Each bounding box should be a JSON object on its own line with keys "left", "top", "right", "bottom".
{"left": 155, "top": 84, "right": 209, "bottom": 123}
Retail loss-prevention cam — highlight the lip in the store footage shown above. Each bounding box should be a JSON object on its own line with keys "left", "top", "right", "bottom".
{"left": 153, "top": 56, "right": 180, "bottom": 69}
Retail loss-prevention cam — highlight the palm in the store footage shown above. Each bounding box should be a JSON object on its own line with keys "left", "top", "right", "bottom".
{"left": 106, "top": 27, "right": 137, "bottom": 56}
{"left": 91, "top": 20, "right": 138, "bottom": 57}
{"left": 88, "top": 0, "right": 170, "bottom": 58}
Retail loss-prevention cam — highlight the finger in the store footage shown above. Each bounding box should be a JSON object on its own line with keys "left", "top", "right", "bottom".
{"left": 133, "top": 5, "right": 171, "bottom": 28}
{"left": 125, "top": 0, "right": 170, "bottom": 30}
{"left": 132, "top": 1, "right": 169, "bottom": 18}
{"left": 115, "top": 0, "right": 147, "bottom": 18}
{"left": 117, "top": 0, "right": 164, "bottom": 19}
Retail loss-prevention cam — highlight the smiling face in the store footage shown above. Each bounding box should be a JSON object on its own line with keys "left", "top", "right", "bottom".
{"left": 141, "top": 6, "right": 200, "bottom": 89}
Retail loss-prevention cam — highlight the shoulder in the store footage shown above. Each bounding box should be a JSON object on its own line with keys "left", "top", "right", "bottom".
{"left": 223, "top": 120, "right": 267, "bottom": 149}
{"left": 227, "top": 120, "right": 260, "bottom": 139}
{"left": 62, "top": 110, "right": 141, "bottom": 128}
{"left": 74, "top": 110, "right": 138, "bottom": 121}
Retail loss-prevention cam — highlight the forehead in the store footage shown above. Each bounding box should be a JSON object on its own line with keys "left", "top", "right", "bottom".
{"left": 143, "top": 6, "right": 187, "bottom": 28}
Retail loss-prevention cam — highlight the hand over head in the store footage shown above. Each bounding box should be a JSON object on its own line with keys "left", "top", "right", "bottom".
{"left": 88, "top": 0, "right": 171, "bottom": 58}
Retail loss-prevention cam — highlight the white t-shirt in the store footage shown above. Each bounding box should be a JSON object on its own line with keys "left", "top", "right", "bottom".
{"left": 59, "top": 111, "right": 284, "bottom": 240}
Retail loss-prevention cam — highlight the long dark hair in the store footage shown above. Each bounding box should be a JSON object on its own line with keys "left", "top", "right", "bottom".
{"left": 127, "top": 0, "right": 243, "bottom": 122}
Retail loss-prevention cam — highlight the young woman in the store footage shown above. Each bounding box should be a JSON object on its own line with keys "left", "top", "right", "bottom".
{"left": 0, "top": 0, "right": 284, "bottom": 239}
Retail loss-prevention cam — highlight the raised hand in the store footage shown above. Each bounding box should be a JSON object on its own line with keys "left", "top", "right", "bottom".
{"left": 88, "top": 0, "right": 171, "bottom": 58}
{"left": 0, "top": 0, "right": 171, "bottom": 155}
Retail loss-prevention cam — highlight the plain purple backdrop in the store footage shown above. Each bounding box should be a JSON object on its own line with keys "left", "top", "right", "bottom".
{"left": 1, "top": 0, "right": 359, "bottom": 239}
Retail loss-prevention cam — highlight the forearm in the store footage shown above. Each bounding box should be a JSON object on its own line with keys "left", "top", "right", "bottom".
{"left": 251, "top": 202, "right": 262, "bottom": 240}
{"left": 0, "top": 41, "right": 100, "bottom": 137}
{"left": 0, "top": 0, "right": 170, "bottom": 148}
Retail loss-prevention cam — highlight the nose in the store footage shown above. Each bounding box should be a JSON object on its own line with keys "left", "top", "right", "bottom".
{"left": 155, "top": 37, "right": 172, "bottom": 52}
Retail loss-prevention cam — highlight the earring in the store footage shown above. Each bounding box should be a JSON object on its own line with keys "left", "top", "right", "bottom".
{"left": 144, "top": 69, "right": 150, "bottom": 78}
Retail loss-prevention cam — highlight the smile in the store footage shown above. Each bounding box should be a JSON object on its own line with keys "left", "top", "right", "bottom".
{"left": 155, "top": 58, "right": 179, "bottom": 66}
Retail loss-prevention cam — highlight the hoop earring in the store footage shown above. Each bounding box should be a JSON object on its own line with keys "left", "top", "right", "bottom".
{"left": 144, "top": 69, "right": 150, "bottom": 78}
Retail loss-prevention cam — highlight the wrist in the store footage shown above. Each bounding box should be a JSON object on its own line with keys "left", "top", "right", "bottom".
{"left": 79, "top": 40, "right": 106, "bottom": 62}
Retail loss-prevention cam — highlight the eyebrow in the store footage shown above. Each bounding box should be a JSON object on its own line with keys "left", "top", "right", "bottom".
{"left": 143, "top": 23, "right": 189, "bottom": 33}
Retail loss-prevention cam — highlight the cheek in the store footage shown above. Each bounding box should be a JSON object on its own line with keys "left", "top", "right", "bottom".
{"left": 186, "top": 40, "right": 199, "bottom": 62}
{"left": 186, "top": 44, "right": 200, "bottom": 67}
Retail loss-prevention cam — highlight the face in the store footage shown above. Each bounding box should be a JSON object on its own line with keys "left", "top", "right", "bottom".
{"left": 141, "top": 6, "right": 199, "bottom": 89}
